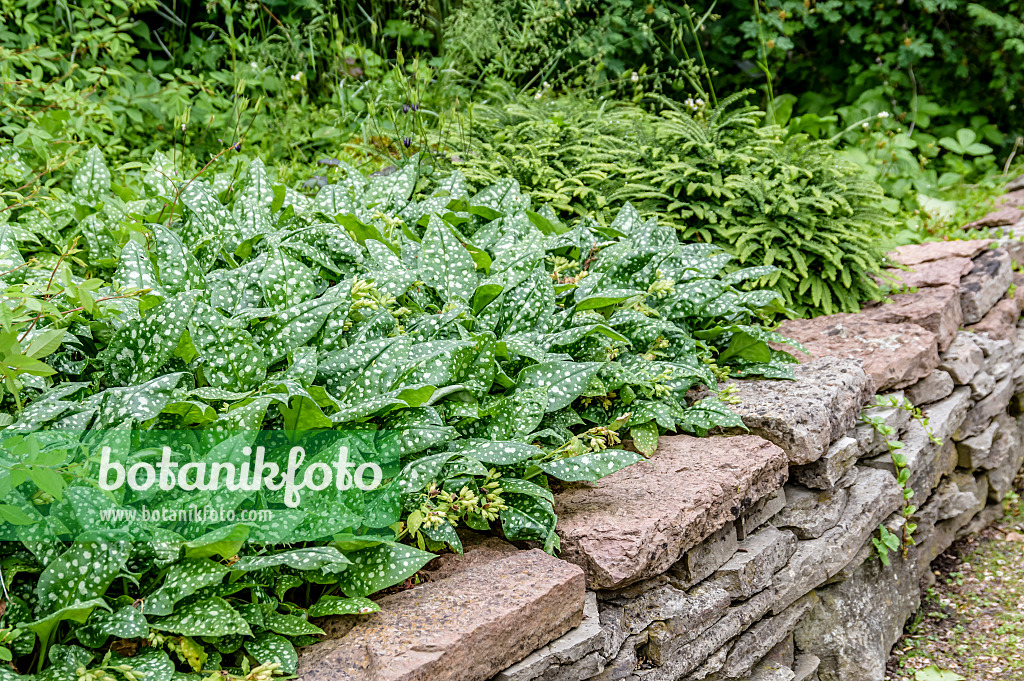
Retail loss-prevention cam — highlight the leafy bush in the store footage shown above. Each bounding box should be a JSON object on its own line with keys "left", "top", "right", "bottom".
{"left": 0, "top": 148, "right": 799, "bottom": 676}
{"left": 454, "top": 93, "right": 896, "bottom": 316}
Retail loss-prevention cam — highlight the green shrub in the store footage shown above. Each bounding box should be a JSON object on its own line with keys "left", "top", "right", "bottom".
{"left": 0, "top": 148, "right": 798, "bottom": 677}
{"left": 453, "top": 93, "right": 896, "bottom": 316}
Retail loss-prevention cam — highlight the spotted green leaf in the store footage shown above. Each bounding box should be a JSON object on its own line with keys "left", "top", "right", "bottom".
{"left": 189, "top": 303, "right": 267, "bottom": 390}
{"left": 246, "top": 633, "right": 298, "bottom": 675}
{"left": 232, "top": 546, "right": 351, "bottom": 573}
{"left": 150, "top": 597, "right": 251, "bottom": 637}
{"left": 35, "top": 541, "right": 130, "bottom": 617}
{"left": 142, "top": 558, "right": 230, "bottom": 615}
{"left": 76, "top": 605, "right": 148, "bottom": 647}
{"left": 539, "top": 449, "right": 642, "bottom": 482}
{"left": 114, "top": 240, "right": 160, "bottom": 294}
{"left": 419, "top": 215, "right": 477, "bottom": 302}
{"left": 516, "top": 361, "right": 604, "bottom": 412}
{"left": 106, "top": 291, "right": 198, "bottom": 385}
{"left": 260, "top": 247, "right": 318, "bottom": 310}
{"left": 72, "top": 147, "right": 111, "bottom": 202}
{"left": 336, "top": 542, "right": 434, "bottom": 597}
{"left": 307, "top": 595, "right": 380, "bottom": 617}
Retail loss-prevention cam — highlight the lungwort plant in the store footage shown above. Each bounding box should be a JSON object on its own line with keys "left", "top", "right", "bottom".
{"left": 0, "top": 149, "right": 798, "bottom": 678}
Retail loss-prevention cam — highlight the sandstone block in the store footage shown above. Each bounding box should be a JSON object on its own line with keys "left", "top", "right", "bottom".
{"left": 774, "top": 485, "right": 849, "bottom": 540}
{"left": 769, "top": 467, "right": 903, "bottom": 614}
{"left": 997, "top": 188, "right": 1024, "bottom": 207}
{"left": 713, "top": 526, "right": 797, "bottom": 600}
{"left": 297, "top": 548, "right": 584, "bottom": 681}
{"left": 861, "top": 285, "right": 962, "bottom": 352}
{"left": 905, "top": 370, "right": 954, "bottom": 406}
{"left": 960, "top": 247, "right": 1013, "bottom": 324}
{"left": 889, "top": 240, "right": 993, "bottom": 266}
{"left": 790, "top": 436, "right": 859, "bottom": 490}
{"left": 938, "top": 334, "right": 985, "bottom": 384}
{"left": 777, "top": 317, "right": 938, "bottom": 391}
{"left": 555, "top": 435, "right": 787, "bottom": 589}
{"left": 883, "top": 257, "right": 973, "bottom": 289}
{"left": 964, "top": 206, "right": 1023, "bottom": 229}
{"left": 724, "top": 358, "right": 874, "bottom": 465}
{"left": 495, "top": 592, "right": 606, "bottom": 681}
{"left": 1006, "top": 175, "right": 1024, "bottom": 192}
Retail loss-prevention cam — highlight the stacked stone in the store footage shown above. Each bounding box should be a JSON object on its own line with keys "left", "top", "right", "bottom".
{"left": 296, "top": 182, "right": 1024, "bottom": 681}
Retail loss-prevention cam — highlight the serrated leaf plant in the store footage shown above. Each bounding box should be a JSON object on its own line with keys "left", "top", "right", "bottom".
{"left": 0, "top": 149, "right": 799, "bottom": 678}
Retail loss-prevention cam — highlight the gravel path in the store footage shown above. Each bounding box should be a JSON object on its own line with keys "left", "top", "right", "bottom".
{"left": 886, "top": 493, "right": 1024, "bottom": 681}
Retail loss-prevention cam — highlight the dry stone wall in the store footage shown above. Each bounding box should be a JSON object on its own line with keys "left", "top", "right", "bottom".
{"left": 295, "top": 187, "right": 1024, "bottom": 681}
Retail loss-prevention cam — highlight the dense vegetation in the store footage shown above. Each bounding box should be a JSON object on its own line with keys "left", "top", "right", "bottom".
{"left": 1, "top": 0, "right": 1022, "bottom": 679}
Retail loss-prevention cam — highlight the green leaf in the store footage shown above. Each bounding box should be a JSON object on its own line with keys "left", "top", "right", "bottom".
{"left": 419, "top": 215, "right": 477, "bottom": 302}
{"left": 114, "top": 240, "right": 160, "bottom": 294}
{"left": 143, "top": 559, "right": 230, "bottom": 616}
{"left": 516, "top": 362, "right": 604, "bottom": 411}
{"left": 150, "top": 597, "right": 251, "bottom": 637}
{"left": 106, "top": 291, "right": 198, "bottom": 385}
{"left": 232, "top": 546, "right": 351, "bottom": 573}
{"left": 914, "top": 665, "right": 965, "bottom": 681}
{"left": 76, "top": 606, "right": 148, "bottom": 647}
{"left": 260, "top": 247, "right": 317, "bottom": 310}
{"left": 264, "top": 612, "right": 324, "bottom": 636}
{"left": 72, "top": 147, "right": 111, "bottom": 202}
{"left": 246, "top": 633, "right": 298, "bottom": 675}
{"left": 189, "top": 303, "right": 267, "bottom": 390}
{"left": 629, "top": 421, "right": 659, "bottom": 456}
{"left": 336, "top": 543, "right": 434, "bottom": 597}
{"left": 35, "top": 542, "right": 130, "bottom": 618}
{"left": 307, "top": 595, "right": 380, "bottom": 617}
{"left": 539, "top": 449, "right": 642, "bottom": 482}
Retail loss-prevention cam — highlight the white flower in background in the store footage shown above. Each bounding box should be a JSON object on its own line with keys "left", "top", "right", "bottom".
{"left": 535, "top": 91, "right": 543, "bottom": 99}
{"left": 543, "top": 81, "right": 550, "bottom": 89}
{"left": 250, "top": 61, "right": 258, "bottom": 69}
{"left": 291, "top": 72, "right": 303, "bottom": 82}
{"left": 877, "top": 111, "right": 890, "bottom": 119}
{"left": 631, "top": 72, "right": 639, "bottom": 82}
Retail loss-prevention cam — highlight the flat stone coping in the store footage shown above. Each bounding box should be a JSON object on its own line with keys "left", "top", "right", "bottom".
{"left": 554, "top": 434, "right": 787, "bottom": 590}
{"left": 296, "top": 546, "right": 585, "bottom": 681}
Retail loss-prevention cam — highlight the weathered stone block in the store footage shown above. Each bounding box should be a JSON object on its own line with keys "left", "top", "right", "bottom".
{"left": 791, "top": 654, "right": 820, "bottom": 681}
{"left": 955, "top": 420, "right": 1001, "bottom": 469}
{"left": 794, "top": 545, "right": 919, "bottom": 681}
{"left": 774, "top": 485, "right": 849, "bottom": 540}
{"left": 555, "top": 435, "right": 788, "bottom": 589}
{"left": 769, "top": 467, "right": 903, "bottom": 614}
{"left": 495, "top": 592, "right": 606, "bottom": 681}
{"left": 724, "top": 358, "right": 875, "bottom": 465}
{"left": 790, "top": 436, "right": 859, "bottom": 490}
{"left": 713, "top": 526, "right": 797, "bottom": 600}
{"left": 861, "top": 285, "right": 962, "bottom": 352}
{"left": 883, "top": 257, "right": 973, "bottom": 289}
{"left": 964, "top": 206, "right": 1023, "bottom": 229}
{"left": 965, "top": 272, "right": 1024, "bottom": 340}
{"left": 904, "top": 370, "right": 954, "bottom": 407}
{"left": 987, "top": 420, "right": 1024, "bottom": 502}
{"left": 297, "top": 548, "right": 585, "bottom": 681}
{"left": 776, "top": 317, "right": 938, "bottom": 391}
{"left": 670, "top": 523, "right": 739, "bottom": 589}
{"left": 969, "top": 370, "right": 996, "bottom": 399}
{"left": 956, "top": 376, "right": 1012, "bottom": 440}
{"left": 864, "top": 421, "right": 957, "bottom": 503}
{"left": 922, "top": 386, "right": 972, "bottom": 444}
{"left": 639, "top": 589, "right": 776, "bottom": 679}
{"left": 960, "top": 247, "right": 1013, "bottom": 324}
{"left": 736, "top": 490, "right": 787, "bottom": 540}
{"left": 604, "top": 581, "right": 730, "bottom": 638}
{"left": 938, "top": 334, "right": 984, "bottom": 384}
{"left": 889, "top": 240, "right": 992, "bottom": 266}
{"left": 720, "top": 593, "right": 818, "bottom": 679}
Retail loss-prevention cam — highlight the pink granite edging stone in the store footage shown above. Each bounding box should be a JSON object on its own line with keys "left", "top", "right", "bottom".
{"left": 296, "top": 548, "right": 585, "bottom": 681}
{"left": 554, "top": 434, "right": 788, "bottom": 590}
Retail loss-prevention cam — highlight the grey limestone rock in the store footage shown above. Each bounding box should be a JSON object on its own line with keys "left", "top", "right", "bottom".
{"left": 969, "top": 370, "right": 996, "bottom": 399}
{"left": 720, "top": 593, "right": 817, "bottom": 679}
{"left": 724, "top": 358, "right": 875, "bottom": 465}
{"left": 960, "top": 247, "right": 1012, "bottom": 324}
{"left": 956, "top": 420, "right": 1001, "bottom": 469}
{"left": 904, "top": 370, "right": 954, "bottom": 406}
{"left": 790, "top": 436, "right": 859, "bottom": 490}
{"left": 713, "top": 526, "right": 798, "bottom": 600}
{"left": 774, "top": 485, "right": 849, "bottom": 540}
{"left": 791, "top": 654, "right": 821, "bottom": 681}
{"left": 670, "top": 523, "right": 739, "bottom": 589}
{"left": 956, "top": 376, "right": 1012, "bottom": 440}
{"left": 938, "top": 334, "right": 984, "bottom": 384}
{"left": 769, "top": 467, "right": 903, "bottom": 615}
{"left": 737, "top": 490, "right": 787, "bottom": 540}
